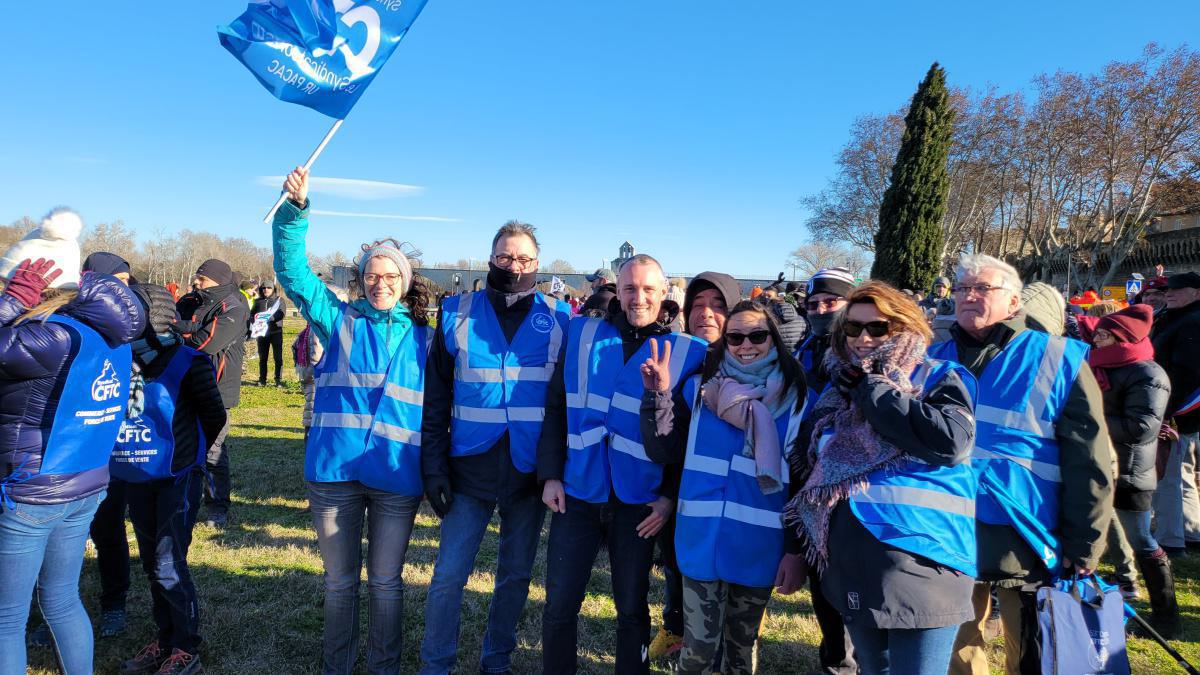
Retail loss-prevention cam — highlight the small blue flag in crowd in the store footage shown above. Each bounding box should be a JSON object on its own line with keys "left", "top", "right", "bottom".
{"left": 218, "top": 0, "right": 429, "bottom": 119}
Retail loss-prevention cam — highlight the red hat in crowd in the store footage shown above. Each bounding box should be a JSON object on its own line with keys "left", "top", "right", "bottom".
{"left": 1096, "top": 304, "right": 1154, "bottom": 344}
{"left": 1145, "top": 276, "right": 1170, "bottom": 290}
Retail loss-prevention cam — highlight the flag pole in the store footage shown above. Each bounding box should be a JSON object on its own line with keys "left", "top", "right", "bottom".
{"left": 262, "top": 117, "right": 345, "bottom": 224}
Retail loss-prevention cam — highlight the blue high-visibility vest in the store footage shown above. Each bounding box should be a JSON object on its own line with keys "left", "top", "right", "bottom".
{"left": 795, "top": 334, "right": 825, "bottom": 420}
{"left": 441, "top": 291, "right": 570, "bottom": 473}
{"left": 675, "top": 375, "right": 805, "bottom": 588}
{"left": 843, "top": 358, "right": 980, "bottom": 576}
{"left": 562, "top": 318, "right": 707, "bottom": 504}
{"left": 38, "top": 315, "right": 132, "bottom": 476}
{"left": 307, "top": 305, "right": 430, "bottom": 496}
{"left": 929, "top": 330, "right": 1088, "bottom": 570}
{"left": 111, "top": 346, "right": 209, "bottom": 483}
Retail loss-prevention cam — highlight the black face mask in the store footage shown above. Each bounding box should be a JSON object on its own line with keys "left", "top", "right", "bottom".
{"left": 487, "top": 262, "right": 537, "bottom": 294}
{"left": 807, "top": 311, "right": 834, "bottom": 336}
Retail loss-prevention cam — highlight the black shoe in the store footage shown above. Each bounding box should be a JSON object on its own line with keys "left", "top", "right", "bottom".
{"left": 1137, "top": 550, "right": 1181, "bottom": 640}
{"left": 120, "top": 640, "right": 168, "bottom": 675}
{"left": 1163, "top": 545, "right": 1187, "bottom": 559}
{"left": 156, "top": 649, "right": 202, "bottom": 675}
{"left": 202, "top": 511, "right": 228, "bottom": 528}
{"left": 99, "top": 608, "right": 127, "bottom": 637}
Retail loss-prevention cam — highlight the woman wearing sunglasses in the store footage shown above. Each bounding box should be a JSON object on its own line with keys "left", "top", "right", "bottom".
{"left": 642, "top": 300, "right": 807, "bottom": 674}
{"left": 783, "top": 282, "right": 978, "bottom": 675}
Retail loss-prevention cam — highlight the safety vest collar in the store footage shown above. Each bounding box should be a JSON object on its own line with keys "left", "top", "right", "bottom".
{"left": 450, "top": 291, "right": 564, "bottom": 384}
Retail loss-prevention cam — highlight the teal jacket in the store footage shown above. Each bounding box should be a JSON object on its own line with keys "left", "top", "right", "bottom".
{"left": 272, "top": 199, "right": 414, "bottom": 351}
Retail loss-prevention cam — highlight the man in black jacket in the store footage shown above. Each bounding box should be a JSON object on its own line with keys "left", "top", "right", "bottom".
{"left": 419, "top": 222, "right": 565, "bottom": 675}
{"left": 175, "top": 258, "right": 249, "bottom": 528}
{"left": 1151, "top": 271, "right": 1200, "bottom": 555}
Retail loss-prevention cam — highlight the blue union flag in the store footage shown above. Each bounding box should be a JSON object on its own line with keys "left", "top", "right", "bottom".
{"left": 219, "top": 0, "right": 428, "bottom": 119}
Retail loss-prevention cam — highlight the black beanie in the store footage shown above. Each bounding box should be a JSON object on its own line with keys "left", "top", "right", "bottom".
{"left": 195, "top": 258, "right": 233, "bottom": 286}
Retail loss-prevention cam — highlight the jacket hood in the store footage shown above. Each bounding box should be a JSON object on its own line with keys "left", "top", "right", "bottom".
{"left": 62, "top": 272, "right": 147, "bottom": 346}
{"left": 683, "top": 272, "right": 742, "bottom": 331}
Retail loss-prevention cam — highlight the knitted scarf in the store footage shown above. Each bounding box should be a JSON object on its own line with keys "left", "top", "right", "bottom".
{"left": 700, "top": 350, "right": 798, "bottom": 494}
{"left": 783, "top": 331, "right": 926, "bottom": 572}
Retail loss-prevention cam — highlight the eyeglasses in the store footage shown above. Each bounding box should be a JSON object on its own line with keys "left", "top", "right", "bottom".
{"left": 842, "top": 320, "right": 890, "bottom": 338}
{"left": 952, "top": 284, "right": 1007, "bottom": 297}
{"left": 363, "top": 273, "right": 403, "bottom": 286}
{"left": 492, "top": 254, "right": 537, "bottom": 268}
{"left": 806, "top": 297, "right": 845, "bottom": 311}
{"left": 725, "top": 330, "right": 771, "bottom": 346}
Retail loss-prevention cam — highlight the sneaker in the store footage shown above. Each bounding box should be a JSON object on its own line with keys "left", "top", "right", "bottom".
{"left": 156, "top": 649, "right": 202, "bottom": 675}
{"left": 1119, "top": 582, "right": 1140, "bottom": 600}
{"left": 100, "top": 609, "right": 127, "bottom": 637}
{"left": 648, "top": 626, "right": 683, "bottom": 660}
{"left": 202, "top": 511, "right": 227, "bottom": 528}
{"left": 28, "top": 622, "right": 51, "bottom": 648}
{"left": 120, "top": 640, "right": 167, "bottom": 675}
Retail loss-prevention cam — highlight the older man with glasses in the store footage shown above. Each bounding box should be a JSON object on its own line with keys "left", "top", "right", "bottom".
{"left": 932, "top": 254, "right": 1113, "bottom": 675}
{"left": 418, "top": 221, "right": 572, "bottom": 675}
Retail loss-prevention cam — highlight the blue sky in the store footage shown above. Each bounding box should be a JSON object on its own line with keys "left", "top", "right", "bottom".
{"left": 3, "top": 1, "right": 1198, "bottom": 278}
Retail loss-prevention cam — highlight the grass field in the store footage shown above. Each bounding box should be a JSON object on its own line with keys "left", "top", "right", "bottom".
{"left": 24, "top": 317, "right": 1200, "bottom": 673}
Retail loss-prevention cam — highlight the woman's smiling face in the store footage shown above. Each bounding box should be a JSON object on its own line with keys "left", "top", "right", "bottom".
{"left": 724, "top": 311, "right": 772, "bottom": 365}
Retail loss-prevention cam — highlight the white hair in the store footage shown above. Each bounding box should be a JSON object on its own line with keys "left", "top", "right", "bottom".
{"left": 956, "top": 253, "right": 1023, "bottom": 302}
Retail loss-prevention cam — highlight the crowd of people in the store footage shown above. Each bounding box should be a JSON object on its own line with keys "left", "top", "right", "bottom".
{"left": 1, "top": 169, "right": 1199, "bottom": 675}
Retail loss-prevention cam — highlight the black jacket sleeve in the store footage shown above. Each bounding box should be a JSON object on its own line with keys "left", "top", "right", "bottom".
{"left": 536, "top": 355, "right": 568, "bottom": 482}
{"left": 420, "top": 327, "right": 455, "bottom": 481}
{"left": 1107, "top": 367, "right": 1170, "bottom": 448}
{"left": 640, "top": 389, "right": 692, "bottom": 465}
{"left": 186, "top": 356, "right": 229, "bottom": 452}
{"left": 183, "top": 297, "right": 249, "bottom": 357}
{"left": 849, "top": 369, "right": 976, "bottom": 466}
{"left": 1055, "top": 366, "right": 1114, "bottom": 570}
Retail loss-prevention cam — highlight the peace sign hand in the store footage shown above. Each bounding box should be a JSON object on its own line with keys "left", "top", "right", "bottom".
{"left": 640, "top": 338, "right": 672, "bottom": 392}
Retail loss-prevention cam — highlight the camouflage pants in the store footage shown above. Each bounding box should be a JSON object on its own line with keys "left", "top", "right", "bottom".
{"left": 678, "top": 577, "right": 771, "bottom": 675}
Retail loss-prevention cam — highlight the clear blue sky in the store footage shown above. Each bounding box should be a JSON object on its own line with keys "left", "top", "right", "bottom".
{"left": 2, "top": 1, "right": 1197, "bottom": 278}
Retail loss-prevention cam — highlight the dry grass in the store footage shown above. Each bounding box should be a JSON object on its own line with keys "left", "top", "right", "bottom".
{"left": 22, "top": 318, "right": 1200, "bottom": 673}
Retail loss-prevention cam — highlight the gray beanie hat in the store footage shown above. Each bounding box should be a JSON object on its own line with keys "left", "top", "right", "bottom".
{"left": 1021, "top": 282, "right": 1066, "bottom": 336}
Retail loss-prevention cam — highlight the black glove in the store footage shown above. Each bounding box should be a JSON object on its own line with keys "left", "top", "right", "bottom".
{"left": 425, "top": 475, "right": 454, "bottom": 518}
{"left": 833, "top": 364, "right": 866, "bottom": 396}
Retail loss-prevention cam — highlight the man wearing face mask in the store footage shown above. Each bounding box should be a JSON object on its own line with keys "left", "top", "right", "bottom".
{"left": 418, "top": 221, "right": 572, "bottom": 675}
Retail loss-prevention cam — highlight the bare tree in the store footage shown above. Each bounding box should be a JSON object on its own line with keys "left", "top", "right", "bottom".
{"left": 545, "top": 259, "right": 577, "bottom": 274}
{"left": 787, "top": 240, "right": 871, "bottom": 279}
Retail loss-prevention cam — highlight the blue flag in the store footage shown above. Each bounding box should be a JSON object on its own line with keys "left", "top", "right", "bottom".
{"left": 219, "top": 0, "right": 428, "bottom": 119}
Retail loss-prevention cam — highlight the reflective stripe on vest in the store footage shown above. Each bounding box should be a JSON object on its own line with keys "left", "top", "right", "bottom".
{"left": 844, "top": 358, "right": 980, "bottom": 576}
{"left": 562, "top": 318, "right": 707, "bottom": 504}
{"left": 111, "top": 346, "right": 208, "bottom": 483}
{"left": 441, "top": 291, "right": 569, "bottom": 472}
{"left": 675, "top": 374, "right": 803, "bottom": 587}
{"left": 37, "top": 315, "right": 133, "bottom": 476}
{"left": 308, "top": 305, "right": 428, "bottom": 495}
{"left": 928, "top": 330, "right": 1087, "bottom": 570}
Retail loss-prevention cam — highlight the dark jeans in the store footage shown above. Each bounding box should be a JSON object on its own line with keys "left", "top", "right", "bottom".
{"left": 811, "top": 571, "right": 857, "bottom": 673}
{"left": 257, "top": 332, "right": 283, "bottom": 384}
{"left": 89, "top": 478, "right": 129, "bottom": 612}
{"left": 843, "top": 622, "right": 960, "bottom": 675}
{"left": 126, "top": 471, "right": 204, "bottom": 653}
{"left": 660, "top": 536, "right": 683, "bottom": 634}
{"left": 542, "top": 495, "right": 657, "bottom": 675}
{"left": 204, "top": 415, "right": 233, "bottom": 514}
{"left": 308, "top": 481, "right": 420, "bottom": 675}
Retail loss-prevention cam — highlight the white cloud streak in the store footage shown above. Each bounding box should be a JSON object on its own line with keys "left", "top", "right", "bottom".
{"left": 310, "top": 209, "right": 460, "bottom": 223}
{"left": 256, "top": 176, "right": 425, "bottom": 200}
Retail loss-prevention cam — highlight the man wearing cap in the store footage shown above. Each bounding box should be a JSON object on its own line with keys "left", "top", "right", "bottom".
{"left": 251, "top": 282, "right": 286, "bottom": 387}
{"left": 418, "top": 221, "right": 571, "bottom": 675}
{"left": 1151, "top": 271, "right": 1200, "bottom": 556}
{"left": 175, "top": 258, "right": 250, "bottom": 527}
{"left": 1138, "top": 275, "right": 1170, "bottom": 313}
{"left": 580, "top": 267, "right": 617, "bottom": 316}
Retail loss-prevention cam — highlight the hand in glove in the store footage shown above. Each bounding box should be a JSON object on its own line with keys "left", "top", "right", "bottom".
{"left": 425, "top": 475, "right": 455, "bottom": 518}
{"left": 832, "top": 364, "right": 866, "bottom": 396}
{"left": 4, "top": 258, "right": 61, "bottom": 308}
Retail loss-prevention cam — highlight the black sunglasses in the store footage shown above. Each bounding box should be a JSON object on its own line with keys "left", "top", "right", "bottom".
{"left": 843, "top": 320, "right": 890, "bottom": 338}
{"left": 725, "top": 330, "right": 771, "bottom": 346}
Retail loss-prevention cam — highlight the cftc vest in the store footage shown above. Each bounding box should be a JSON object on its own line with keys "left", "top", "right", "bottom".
{"left": 441, "top": 291, "right": 570, "bottom": 473}
{"left": 37, "top": 315, "right": 133, "bottom": 476}
{"left": 675, "top": 375, "right": 805, "bottom": 588}
{"left": 563, "top": 318, "right": 707, "bottom": 504}
{"left": 308, "top": 305, "right": 430, "bottom": 496}
{"left": 929, "top": 329, "right": 1088, "bottom": 570}
{"left": 843, "top": 358, "right": 980, "bottom": 576}
{"left": 112, "top": 346, "right": 209, "bottom": 483}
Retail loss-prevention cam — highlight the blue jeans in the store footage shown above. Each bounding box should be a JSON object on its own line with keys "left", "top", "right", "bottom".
{"left": 0, "top": 491, "right": 105, "bottom": 675}
{"left": 126, "top": 471, "right": 204, "bottom": 653}
{"left": 1117, "top": 508, "right": 1158, "bottom": 556}
{"left": 844, "top": 622, "right": 959, "bottom": 675}
{"left": 308, "top": 481, "right": 420, "bottom": 675}
{"left": 419, "top": 491, "right": 544, "bottom": 675}
{"left": 542, "top": 495, "right": 657, "bottom": 675}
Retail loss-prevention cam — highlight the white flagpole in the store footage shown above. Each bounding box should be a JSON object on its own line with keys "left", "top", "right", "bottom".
{"left": 262, "top": 117, "right": 345, "bottom": 224}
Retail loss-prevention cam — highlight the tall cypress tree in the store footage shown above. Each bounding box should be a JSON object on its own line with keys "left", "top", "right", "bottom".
{"left": 871, "top": 63, "right": 954, "bottom": 291}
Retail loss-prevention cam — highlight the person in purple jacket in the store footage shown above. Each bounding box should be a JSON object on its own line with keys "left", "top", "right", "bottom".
{"left": 0, "top": 209, "right": 146, "bottom": 675}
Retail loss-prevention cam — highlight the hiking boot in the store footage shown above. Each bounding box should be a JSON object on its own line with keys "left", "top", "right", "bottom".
{"left": 100, "top": 609, "right": 127, "bottom": 637}
{"left": 648, "top": 626, "right": 683, "bottom": 660}
{"left": 156, "top": 649, "right": 202, "bottom": 675}
{"left": 120, "top": 640, "right": 167, "bottom": 675}
{"left": 28, "top": 622, "right": 51, "bottom": 647}
{"left": 1118, "top": 581, "right": 1140, "bottom": 601}
{"left": 202, "top": 511, "right": 227, "bottom": 528}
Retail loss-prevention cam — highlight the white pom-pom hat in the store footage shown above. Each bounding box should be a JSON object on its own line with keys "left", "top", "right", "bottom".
{"left": 0, "top": 208, "right": 84, "bottom": 289}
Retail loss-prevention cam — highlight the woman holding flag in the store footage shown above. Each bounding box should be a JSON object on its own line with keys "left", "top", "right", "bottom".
{"left": 274, "top": 167, "right": 431, "bottom": 674}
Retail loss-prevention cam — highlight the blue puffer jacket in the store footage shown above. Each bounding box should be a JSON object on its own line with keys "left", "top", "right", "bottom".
{"left": 0, "top": 274, "right": 146, "bottom": 505}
